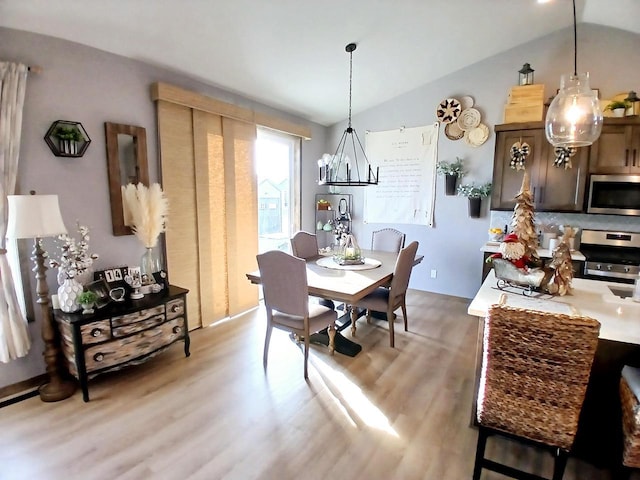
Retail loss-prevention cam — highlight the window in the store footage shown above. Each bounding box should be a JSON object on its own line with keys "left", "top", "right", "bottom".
{"left": 256, "top": 128, "right": 300, "bottom": 254}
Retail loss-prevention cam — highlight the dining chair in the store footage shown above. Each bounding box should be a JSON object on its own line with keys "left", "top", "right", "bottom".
{"left": 473, "top": 304, "right": 600, "bottom": 480}
{"left": 620, "top": 365, "right": 640, "bottom": 477}
{"left": 257, "top": 250, "right": 337, "bottom": 379}
{"left": 353, "top": 240, "right": 418, "bottom": 347}
{"left": 291, "top": 231, "right": 320, "bottom": 260}
{"left": 371, "top": 228, "right": 405, "bottom": 253}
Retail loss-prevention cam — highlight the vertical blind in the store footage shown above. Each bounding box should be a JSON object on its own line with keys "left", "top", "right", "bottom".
{"left": 153, "top": 83, "right": 310, "bottom": 328}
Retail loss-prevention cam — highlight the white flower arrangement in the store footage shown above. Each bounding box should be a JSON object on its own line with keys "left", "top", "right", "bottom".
{"left": 122, "top": 183, "right": 169, "bottom": 248}
{"left": 48, "top": 223, "right": 99, "bottom": 281}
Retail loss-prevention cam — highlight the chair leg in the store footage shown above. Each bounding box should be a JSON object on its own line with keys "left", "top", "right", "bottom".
{"left": 366, "top": 309, "right": 372, "bottom": 324}
{"left": 401, "top": 301, "right": 408, "bottom": 332}
{"left": 388, "top": 307, "right": 395, "bottom": 348}
{"left": 303, "top": 334, "right": 310, "bottom": 379}
{"left": 263, "top": 323, "right": 273, "bottom": 369}
{"left": 552, "top": 448, "right": 569, "bottom": 480}
{"left": 473, "top": 427, "right": 489, "bottom": 480}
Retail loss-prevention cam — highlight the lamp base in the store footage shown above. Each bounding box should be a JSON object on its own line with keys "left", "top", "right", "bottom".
{"left": 38, "top": 378, "right": 76, "bottom": 402}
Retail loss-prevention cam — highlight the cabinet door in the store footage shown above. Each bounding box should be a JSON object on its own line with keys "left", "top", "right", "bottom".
{"left": 536, "top": 144, "right": 589, "bottom": 212}
{"left": 491, "top": 129, "right": 543, "bottom": 210}
{"left": 589, "top": 125, "right": 635, "bottom": 173}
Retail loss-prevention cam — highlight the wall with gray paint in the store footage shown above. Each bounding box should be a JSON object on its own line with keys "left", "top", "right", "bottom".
{"left": 0, "top": 26, "right": 326, "bottom": 388}
{"left": 322, "top": 24, "right": 640, "bottom": 300}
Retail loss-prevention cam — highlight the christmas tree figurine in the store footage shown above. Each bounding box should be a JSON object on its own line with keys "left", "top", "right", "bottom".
{"left": 547, "top": 230, "right": 574, "bottom": 296}
{"left": 510, "top": 171, "right": 540, "bottom": 265}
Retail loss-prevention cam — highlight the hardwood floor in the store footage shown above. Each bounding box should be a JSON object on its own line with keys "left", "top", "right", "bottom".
{"left": 0, "top": 290, "right": 631, "bottom": 479}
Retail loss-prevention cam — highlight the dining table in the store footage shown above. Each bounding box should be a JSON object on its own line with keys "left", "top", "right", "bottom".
{"left": 246, "top": 249, "right": 424, "bottom": 356}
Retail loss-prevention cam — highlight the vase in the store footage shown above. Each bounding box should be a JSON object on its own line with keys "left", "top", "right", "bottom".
{"left": 140, "top": 247, "right": 161, "bottom": 285}
{"left": 468, "top": 197, "right": 482, "bottom": 218}
{"left": 445, "top": 174, "right": 458, "bottom": 196}
{"left": 58, "top": 278, "right": 84, "bottom": 313}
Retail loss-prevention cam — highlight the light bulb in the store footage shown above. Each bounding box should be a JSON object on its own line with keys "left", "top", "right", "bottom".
{"left": 545, "top": 73, "right": 603, "bottom": 148}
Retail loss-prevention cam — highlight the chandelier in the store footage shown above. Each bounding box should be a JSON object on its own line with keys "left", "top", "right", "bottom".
{"left": 318, "top": 43, "right": 379, "bottom": 187}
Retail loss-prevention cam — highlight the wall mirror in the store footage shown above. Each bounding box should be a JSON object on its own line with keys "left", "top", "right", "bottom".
{"left": 105, "top": 122, "right": 149, "bottom": 236}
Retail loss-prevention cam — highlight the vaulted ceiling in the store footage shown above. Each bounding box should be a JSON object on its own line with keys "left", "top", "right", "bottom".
{"left": 2, "top": 0, "right": 638, "bottom": 125}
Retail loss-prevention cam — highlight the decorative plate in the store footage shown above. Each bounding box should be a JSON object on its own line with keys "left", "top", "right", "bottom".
{"left": 460, "top": 95, "right": 475, "bottom": 110}
{"left": 464, "top": 123, "right": 489, "bottom": 147}
{"left": 445, "top": 122, "right": 464, "bottom": 140}
{"left": 456, "top": 108, "right": 481, "bottom": 131}
{"left": 436, "top": 98, "right": 462, "bottom": 124}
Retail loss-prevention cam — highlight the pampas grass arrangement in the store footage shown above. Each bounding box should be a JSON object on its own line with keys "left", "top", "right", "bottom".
{"left": 122, "top": 183, "right": 169, "bottom": 248}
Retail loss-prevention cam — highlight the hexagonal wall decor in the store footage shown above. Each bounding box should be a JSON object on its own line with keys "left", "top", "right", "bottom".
{"left": 44, "top": 120, "right": 91, "bottom": 157}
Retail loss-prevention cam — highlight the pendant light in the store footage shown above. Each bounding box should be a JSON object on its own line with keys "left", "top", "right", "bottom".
{"left": 318, "top": 43, "right": 379, "bottom": 187}
{"left": 545, "top": 0, "right": 602, "bottom": 148}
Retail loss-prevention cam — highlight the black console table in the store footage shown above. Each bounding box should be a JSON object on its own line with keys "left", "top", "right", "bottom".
{"left": 54, "top": 285, "right": 190, "bottom": 402}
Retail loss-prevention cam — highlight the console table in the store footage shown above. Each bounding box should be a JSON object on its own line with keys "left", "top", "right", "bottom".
{"left": 54, "top": 285, "right": 190, "bottom": 402}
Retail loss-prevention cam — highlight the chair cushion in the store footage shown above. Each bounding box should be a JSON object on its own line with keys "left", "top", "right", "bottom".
{"left": 356, "top": 287, "right": 390, "bottom": 312}
{"left": 272, "top": 303, "right": 336, "bottom": 332}
{"left": 623, "top": 365, "right": 640, "bottom": 402}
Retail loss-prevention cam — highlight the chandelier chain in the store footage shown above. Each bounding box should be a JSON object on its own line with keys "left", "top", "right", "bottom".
{"left": 348, "top": 47, "right": 353, "bottom": 128}
{"left": 572, "top": 0, "right": 577, "bottom": 76}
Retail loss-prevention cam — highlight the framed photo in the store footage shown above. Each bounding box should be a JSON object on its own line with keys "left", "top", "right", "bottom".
{"left": 86, "top": 279, "right": 111, "bottom": 309}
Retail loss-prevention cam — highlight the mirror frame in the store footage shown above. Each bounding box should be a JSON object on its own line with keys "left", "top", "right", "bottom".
{"left": 105, "top": 122, "right": 149, "bottom": 236}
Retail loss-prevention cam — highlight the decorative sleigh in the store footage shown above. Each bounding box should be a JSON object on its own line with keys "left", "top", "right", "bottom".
{"left": 492, "top": 258, "right": 553, "bottom": 296}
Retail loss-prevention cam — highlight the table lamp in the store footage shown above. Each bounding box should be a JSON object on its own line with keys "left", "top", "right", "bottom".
{"left": 6, "top": 192, "right": 76, "bottom": 401}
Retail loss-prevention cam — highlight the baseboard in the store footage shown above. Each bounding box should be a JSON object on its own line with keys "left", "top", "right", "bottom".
{"left": 0, "top": 375, "right": 46, "bottom": 408}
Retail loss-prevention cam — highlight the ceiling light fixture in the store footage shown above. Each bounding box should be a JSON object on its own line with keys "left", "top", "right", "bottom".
{"left": 545, "top": 0, "right": 602, "bottom": 148}
{"left": 318, "top": 43, "right": 379, "bottom": 187}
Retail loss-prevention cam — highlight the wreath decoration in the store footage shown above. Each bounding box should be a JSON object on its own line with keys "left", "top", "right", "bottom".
{"left": 553, "top": 147, "right": 577, "bottom": 169}
{"left": 509, "top": 141, "right": 530, "bottom": 171}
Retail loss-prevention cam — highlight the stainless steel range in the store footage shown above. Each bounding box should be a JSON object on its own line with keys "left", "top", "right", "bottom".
{"left": 580, "top": 229, "right": 640, "bottom": 284}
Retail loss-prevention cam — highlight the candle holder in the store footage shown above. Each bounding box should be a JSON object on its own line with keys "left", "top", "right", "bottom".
{"left": 333, "top": 234, "right": 364, "bottom": 265}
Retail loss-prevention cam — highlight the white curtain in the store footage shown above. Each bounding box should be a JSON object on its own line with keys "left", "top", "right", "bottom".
{"left": 0, "top": 62, "right": 30, "bottom": 362}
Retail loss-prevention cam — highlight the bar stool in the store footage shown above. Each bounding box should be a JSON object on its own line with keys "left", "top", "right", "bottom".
{"left": 620, "top": 366, "right": 640, "bottom": 475}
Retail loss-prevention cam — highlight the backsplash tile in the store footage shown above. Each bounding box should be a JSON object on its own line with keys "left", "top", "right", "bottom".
{"left": 490, "top": 211, "right": 640, "bottom": 238}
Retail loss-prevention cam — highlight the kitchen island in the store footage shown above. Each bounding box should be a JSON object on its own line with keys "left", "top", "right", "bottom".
{"left": 468, "top": 271, "right": 640, "bottom": 470}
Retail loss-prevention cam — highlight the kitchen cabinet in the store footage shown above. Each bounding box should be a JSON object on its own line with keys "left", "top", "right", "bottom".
{"left": 315, "top": 193, "right": 352, "bottom": 249}
{"left": 491, "top": 122, "right": 588, "bottom": 212}
{"left": 589, "top": 118, "right": 640, "bottom": 174}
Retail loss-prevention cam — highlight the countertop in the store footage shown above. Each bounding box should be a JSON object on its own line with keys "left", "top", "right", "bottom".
{"left": 468, "top": 270, "right": 640, "bottom": 344}
{"left": 481, "top": 242, "right": 586, "bottom": 261}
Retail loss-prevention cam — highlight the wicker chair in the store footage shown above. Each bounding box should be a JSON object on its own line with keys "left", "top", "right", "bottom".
{"left": 620, "top": 366, "right": 640, "bottom": 471}
{"left": 473, "top": 304, "right": 600, "bottom": 480}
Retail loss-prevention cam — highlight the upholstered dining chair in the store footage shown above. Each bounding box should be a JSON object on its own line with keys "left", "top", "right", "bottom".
{"left": 473, "top": 304, "right": 600, "bottom": 480}
{"left": 353, "top": 241, "right": 418, "bottom": 348}
{"left": 291, "top": 231, "right": 320, "bottom": 260}
{"left": 371, "top": 228, "right": 405, "bottom": 253}
{"left": 257, "top": 250, "right": 337, "bottom": 379}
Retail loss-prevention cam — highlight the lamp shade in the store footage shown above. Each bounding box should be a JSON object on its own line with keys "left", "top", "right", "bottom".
{"left": 545, "top": 73, "right": 603, "bottom": 148}
{"left": 6, "top": 194, "right": 67, "bottom": 239}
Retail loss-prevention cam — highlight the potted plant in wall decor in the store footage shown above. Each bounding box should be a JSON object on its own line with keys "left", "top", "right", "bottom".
{"left": 457, "top": 182, "right": 492, "bottom": 218}
{"left": 53, "top": 124, "right": 83, "bottom": 155}
{"left": 436, "top": 157, "right": 466, "bottom": 195}
{"left": 605, "top": 100, "right": 630, "bottom": 118}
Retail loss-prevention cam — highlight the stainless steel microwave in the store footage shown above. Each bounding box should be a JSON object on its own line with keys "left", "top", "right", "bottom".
{"left": 587, "top": 174, "right": 640, "bottom": 216}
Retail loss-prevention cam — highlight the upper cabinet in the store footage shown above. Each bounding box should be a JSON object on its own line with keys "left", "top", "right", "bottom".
{"left": 491, "top": 122, "right": 588, "bottom": 212}
{"left": 589, "top": 118, "right": 640, "bottom": 174}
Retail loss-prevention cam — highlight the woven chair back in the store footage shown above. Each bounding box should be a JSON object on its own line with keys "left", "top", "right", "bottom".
{"left": 478, "top": 304, "right": 600, "bottom": 450}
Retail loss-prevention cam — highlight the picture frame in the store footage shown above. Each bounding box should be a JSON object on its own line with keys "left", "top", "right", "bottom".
{"left": 85, "top": 278, "right": 111, "bottom": 309}
{"left": 95, "top": 266, "right": 129, "bottom": 290}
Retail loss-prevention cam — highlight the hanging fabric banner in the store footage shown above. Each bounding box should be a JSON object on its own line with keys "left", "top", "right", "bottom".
{"left": 364, "top": 123, "right": 439, "bottom": 226}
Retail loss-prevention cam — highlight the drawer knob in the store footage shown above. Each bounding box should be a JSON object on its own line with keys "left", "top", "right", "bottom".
{"left": 93, "top": 353, "right": 104, "bottom": 362}
{"left": 91, "top": 328, "right": 103, "bottom": 337}
{"left": 172, "top": 326, "right": 182, "bottom": 334}
{"left": 171, "top": 304, "right": 182, "bottom": 313}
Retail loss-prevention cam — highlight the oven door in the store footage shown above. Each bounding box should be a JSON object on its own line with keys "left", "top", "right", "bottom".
{"left": 587, "top": 174, "right": 640, "bottom": 216}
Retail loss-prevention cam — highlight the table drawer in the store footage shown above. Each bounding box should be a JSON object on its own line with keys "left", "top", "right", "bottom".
{"left": 79, "top": 319, "right": 112, "bottom": 345}
{"left": 112, "top": 305, "right": 165, "bottom": 328}
{"left": 83, "top": 317, "right": 185, "bottom": 373}
{"left": 166, "top": 298, "right": 185, "bottom": 320}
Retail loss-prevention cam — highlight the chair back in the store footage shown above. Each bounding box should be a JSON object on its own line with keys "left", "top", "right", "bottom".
{"left": 389, "top": 241, "right": 419, "bottom": 300}
{"left": 372, "top": 228, "right": 406, "bottom": 253}
{"left": 478, "top": 304, "right": 600, "bottom": 450}
{"left": 257, "top": 250, "right": 308, "bottom": 317}
{"left": 291, "top": 231, "right": 319, "bottom": 260}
